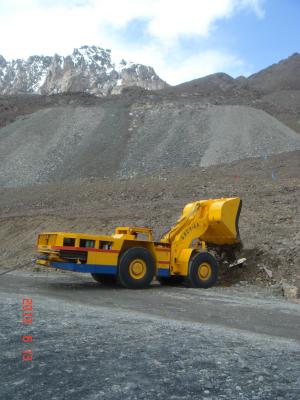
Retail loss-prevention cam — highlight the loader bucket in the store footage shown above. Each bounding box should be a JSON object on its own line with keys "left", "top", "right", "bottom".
{"left": 201, "top": 197, "right": 242, "bottom": 245}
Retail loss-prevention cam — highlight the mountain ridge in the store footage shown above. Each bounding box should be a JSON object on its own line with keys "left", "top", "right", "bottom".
{"left": 171, "top": 53, "right": 300, "bottom": 94}
{"left": 1, "top": 48, "right": 299, "bottom": 98}
{"left": 0, "top": 45, "right": 167, "bottom": 96}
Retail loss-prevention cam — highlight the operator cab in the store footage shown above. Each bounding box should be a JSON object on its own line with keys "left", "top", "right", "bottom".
{"left": 114, "top": 227, "right": 153, "bottom": 241}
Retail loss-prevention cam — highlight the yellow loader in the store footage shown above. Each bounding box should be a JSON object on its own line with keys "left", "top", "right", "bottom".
{"left": 36, "top": 197, "right": 242, "bottom": 289}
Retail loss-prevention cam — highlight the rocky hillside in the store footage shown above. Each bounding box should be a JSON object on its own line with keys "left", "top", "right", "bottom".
{"left": 167, "top": 53, "right": 300, "bottom": 134}
{"left": 0, "top": 52, "right": 300, "bottom": 187}
{"left": 170, "top": 53, "right": 300, "bottom": 94}
{"left": 0, "top": 99, "right": 300, "bottom": 187}
{"left": 247, "top": 53, "right": 300, "bottom": 92}
{"left": 0, "top": 46, "right": 167, "bottom": 96}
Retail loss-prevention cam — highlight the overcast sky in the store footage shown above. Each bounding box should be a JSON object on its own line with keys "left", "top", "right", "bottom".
{"left": 0, "top": 0, "right": 299, "bottom": 84}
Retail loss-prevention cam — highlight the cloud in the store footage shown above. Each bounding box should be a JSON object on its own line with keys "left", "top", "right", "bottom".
{"left": 147, "top": 0, "right": 235, "bottom": 41}
{"left": 161, "top": 50, "right": 249, "bottom": 84}
{"left": 112, "top": 44, "right": 249, "bottom": 85}
{"left": 239, "top": 0, "right": 265, "bottom": 18}
{"left": 0, "top": 0, "right": 264, "bottom": 83}
{"left": 84, "top": 0, "right": 265, "bottom": 42}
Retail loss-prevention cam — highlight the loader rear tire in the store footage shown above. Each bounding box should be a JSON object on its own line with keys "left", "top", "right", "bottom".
{"left": 186, "top": 252, "right": 218, "bottom": 288}
{"left": 91, "top": 274, "right": 117, "bottom": 286}
{"left": 118, "top": 247, "right": 155, "bottom": 289}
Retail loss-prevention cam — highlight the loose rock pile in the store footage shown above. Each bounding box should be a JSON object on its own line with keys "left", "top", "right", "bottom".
{"left": 0, "top": 102, "right": 299, "bottom": 187}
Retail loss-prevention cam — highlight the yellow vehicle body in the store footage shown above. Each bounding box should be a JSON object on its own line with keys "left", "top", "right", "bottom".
{"left": 36, "top": 197, "right": 242, "bottom": 289}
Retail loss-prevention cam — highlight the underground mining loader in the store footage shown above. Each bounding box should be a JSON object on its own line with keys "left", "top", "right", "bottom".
{"left": 36, "top": 198, "right": 242, "bottom": 289}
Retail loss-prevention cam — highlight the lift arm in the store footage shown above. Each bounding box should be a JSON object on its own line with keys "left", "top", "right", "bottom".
{"left": 161, "top": 198, "right": 241, "bottom": 245}
{"left": 160, "top": 198, "right": 242, "bottom": 272}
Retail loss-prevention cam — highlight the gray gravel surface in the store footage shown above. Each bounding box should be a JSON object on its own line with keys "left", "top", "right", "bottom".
{"left": 1, "top": 271, "right": 300, "bottom": 400}
{"left": 1, "top": 102, "right": 299, "bottom": 186}
{"left": 121, "top": 104, "right": 300, "bottom": 176}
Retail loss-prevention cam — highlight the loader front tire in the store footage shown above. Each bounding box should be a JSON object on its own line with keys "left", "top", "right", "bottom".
{"left": 186, "top": 252, "right": 218, "bottom": 288}
{"left": 91, "top": 274, "right": 117, "bottom": 286}
{"left": 118, "top": 247, "right": 155, "bottom": 289}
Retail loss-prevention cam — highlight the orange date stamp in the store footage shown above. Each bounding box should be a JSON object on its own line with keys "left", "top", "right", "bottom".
{"left": 21, "top": 298, "right": 33, "bottom": 362}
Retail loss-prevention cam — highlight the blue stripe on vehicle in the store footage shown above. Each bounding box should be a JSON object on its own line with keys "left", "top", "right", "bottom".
{"left": 157, "top": 268, "right": 170, "bottom": 277}
{"left": 50, "top": 262, "right": 117, "bottom": 274}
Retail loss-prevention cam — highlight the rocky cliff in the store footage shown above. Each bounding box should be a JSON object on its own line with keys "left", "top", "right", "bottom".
{"left": 0, "top": 46, "right": 167, "bottom": 96}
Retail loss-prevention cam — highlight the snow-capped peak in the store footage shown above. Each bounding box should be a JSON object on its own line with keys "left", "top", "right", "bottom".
{"left": 0, "top": 45, "right": 167, "bottom": 96}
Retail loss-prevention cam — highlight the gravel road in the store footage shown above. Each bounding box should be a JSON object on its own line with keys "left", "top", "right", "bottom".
{"left": 1, "top": 270, "right": 300, "bottom": 400}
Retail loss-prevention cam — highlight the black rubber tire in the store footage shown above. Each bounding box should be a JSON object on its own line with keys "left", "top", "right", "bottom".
{"left": 118, "top": 247, "right": 155, "bottom": 289}
{"left": 157, "top": 276, "right": 185, "bottom": 286}
{"left": 185, "top": 252, "right": 218, "bottom": 288}
{"left": 91, "top": 273, "right": 117, "bottom": 286}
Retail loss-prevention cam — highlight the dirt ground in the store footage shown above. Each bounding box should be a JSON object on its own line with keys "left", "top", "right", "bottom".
{"left": 0, "top": 150, "right": 299, "bottom": 291}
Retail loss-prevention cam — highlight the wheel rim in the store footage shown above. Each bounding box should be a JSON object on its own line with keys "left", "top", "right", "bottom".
{"left": 129, "top": 259, "right": 147, "bottom": 280}
{"left": 198, "top": 262, "right": 212, "bottom": 280}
